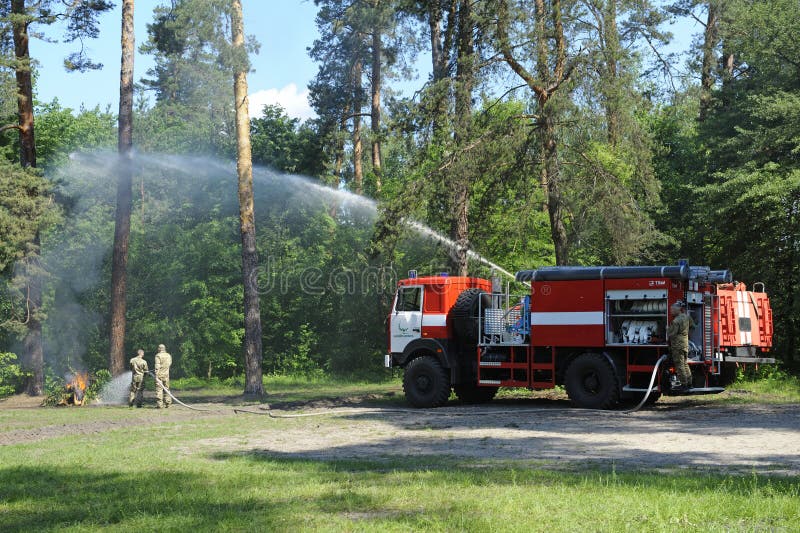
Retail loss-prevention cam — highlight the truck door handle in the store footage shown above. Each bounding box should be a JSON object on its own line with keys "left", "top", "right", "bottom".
{"left": 412, "top": 328, "right": 420, "bottom": 332}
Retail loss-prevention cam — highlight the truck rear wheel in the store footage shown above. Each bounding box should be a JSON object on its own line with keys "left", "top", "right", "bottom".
{"left": 453, "top": 384, "right": 498, "bottom": 404}
{"left": 565, "top": 353, "right": 620, "bottom": 409}
{"left": 403, "top": 355, "right": 451, "bottom": 408}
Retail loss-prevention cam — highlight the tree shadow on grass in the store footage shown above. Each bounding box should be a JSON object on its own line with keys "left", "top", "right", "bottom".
{"left": 210, "top": 451, "right": 800, "bottom": 496}
{"left": 0, "top": 466, "right": 288, "bottom": 531}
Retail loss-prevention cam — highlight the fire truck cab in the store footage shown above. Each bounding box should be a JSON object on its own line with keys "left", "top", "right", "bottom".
{"left": 386, "top": 264, "right": 774, "bottom": 409}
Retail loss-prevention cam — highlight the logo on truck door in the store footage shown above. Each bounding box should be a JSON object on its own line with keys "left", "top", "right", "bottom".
{"left": 649, "top": 280, "right": 666, "bottom": 287}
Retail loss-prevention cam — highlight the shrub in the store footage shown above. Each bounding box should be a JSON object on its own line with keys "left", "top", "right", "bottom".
{"left": 86, "top": 369, "right": 112, "bottom": 401}
{"left": 0, "top": 352, "right": 28, "bottom": 398}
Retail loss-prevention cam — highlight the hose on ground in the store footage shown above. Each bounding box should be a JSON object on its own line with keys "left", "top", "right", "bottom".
{"left": 147, "top": 371, "right": 219, "bottom": 412}
{"left": 146, "top": 358, "right": 669, "bottom": 417}
{"left": 622, "top": 354, "right": 668, "bottom": 414}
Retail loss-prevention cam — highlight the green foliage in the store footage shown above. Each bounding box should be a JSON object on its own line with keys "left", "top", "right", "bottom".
{"left": 272, "top": 323, "right": 326, "bottom": 378}
{"left": 34, "top": 101, "right": 116, "bottom": 169}
{"left": 0, "top": 352, "right": 27, "bottom": 398}
{"left": 4, "top": 0, "right": 800, "bottom": 379}
{"left": 86, "top": 368, "right": 111, "bottom": 402}
{"left": 0, "top": 159, "right": 55, "bottom": 273}
{"left": 0, "top": 1, "right": 113, "bottom": 73}
{"left": 251, "top": 105, "right": 325, "bottom": 176}
{"left": 137, "top": 0, "right": 260, "bottom": 158}
{"left": 41, "top": 371, "right": 66, "bottom": 407}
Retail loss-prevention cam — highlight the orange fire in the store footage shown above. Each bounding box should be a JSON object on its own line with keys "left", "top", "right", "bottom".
{"left": 64, "top": 372, "right": 89, "bottom": 406}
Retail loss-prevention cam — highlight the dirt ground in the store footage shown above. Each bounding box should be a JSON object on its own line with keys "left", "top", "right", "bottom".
{"left": 3, "top": 393, "right": 799, "bottom": 475}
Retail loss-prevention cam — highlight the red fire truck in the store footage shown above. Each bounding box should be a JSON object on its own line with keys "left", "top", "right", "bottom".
{"left": 386, "top": 264, "right": 774, "bottom": 409}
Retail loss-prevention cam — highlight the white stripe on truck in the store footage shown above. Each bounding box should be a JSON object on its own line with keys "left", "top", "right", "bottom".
{"left": 421, "top": 314, "right": 447, "bottom": 327}
{"left": 530, "top": 311, "right": 604, "bottom": 326}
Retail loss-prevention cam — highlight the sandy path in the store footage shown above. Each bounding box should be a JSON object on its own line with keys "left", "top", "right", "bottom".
{"left": 3, "top": 394, "right": 799, "bottom": 475}
{"left": 198, "top": 402, "right": 800, "bottom": 475}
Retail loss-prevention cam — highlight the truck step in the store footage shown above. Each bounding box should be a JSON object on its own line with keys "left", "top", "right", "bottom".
{"left": 622, "top": 385, "right": 662, "bottom": 393}
{"left": 666, "top": 387, "right": 726, "bottom": 396}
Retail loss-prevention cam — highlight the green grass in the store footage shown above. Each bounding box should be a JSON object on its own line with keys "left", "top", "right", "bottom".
{"left": 709, "top": 368, "right": 800, "bottom": 405}
{"left": 2, "top": 372, "right": 800, "bottom": 532}
{"left": 169, "top": 375, "right": 405, "bottom": 406}
{"left": 1, "top": 406, "right": 798, "bottom": 532}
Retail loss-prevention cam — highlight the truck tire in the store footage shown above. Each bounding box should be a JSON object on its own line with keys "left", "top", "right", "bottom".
{"left": 565, "top": 353, "right": 620, "bottom": 409}
{"left": 450, "top": 288, "right": 490, "bottom": 345}
{"left": 453, "top": 384, "right": 498, "bottom": 404}
{"left": 403, "top": 355, "right": 451, "bottom": 408}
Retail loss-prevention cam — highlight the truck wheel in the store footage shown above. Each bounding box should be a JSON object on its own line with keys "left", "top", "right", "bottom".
{"left": 403, "top": 355, "right": 451, "bottom": 408}
{"left": 450, "top": 288, "right": 490, "bottom": 344}
{"left": 565, "top": 353, "right": 620, "bottom": 409}
{"left": 453, "top": 384, "right": 498, "bottom": 404}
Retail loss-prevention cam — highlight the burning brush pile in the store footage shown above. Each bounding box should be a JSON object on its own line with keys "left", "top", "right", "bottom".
{"left": 43, "top": 370, "right": 110, "bottom": 407}
{"left": 61, "top": 372, "right": 89, "bottom": 406}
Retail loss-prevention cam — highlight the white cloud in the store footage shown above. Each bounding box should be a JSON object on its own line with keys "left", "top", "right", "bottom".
{"left": 249, "top": 83, "right": 316, "bottom": 121}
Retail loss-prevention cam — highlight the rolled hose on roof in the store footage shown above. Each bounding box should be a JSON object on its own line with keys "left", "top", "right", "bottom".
{"left": 515, "top": 265, "right": 691, "bottom": 283}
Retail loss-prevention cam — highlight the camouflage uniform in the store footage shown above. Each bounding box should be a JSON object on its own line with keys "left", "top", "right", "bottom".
{"left": 154, "top": 345, "right": 172, "bottom": 408}
{"left": 129, "top": 352, "right": 148, "bottom": 407}
{"left": 667, "top": 312, "right": 695, "bottom": 388}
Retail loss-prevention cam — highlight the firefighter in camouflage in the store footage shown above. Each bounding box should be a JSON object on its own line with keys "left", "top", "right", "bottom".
{"left": 668, "top": 300, "right": 695, "bottom": 391}
{"left": 154, "top": 344, "right": 172, "bottom": 408}
{"left": 128, "top": 349, "right": 148, "bottom": 407}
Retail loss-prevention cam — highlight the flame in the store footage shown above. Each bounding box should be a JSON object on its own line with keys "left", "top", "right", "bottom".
{"left": 74, "top": 372, "right": 87, "bottom": 391}
{"left": 65, "top": 372, "right": 89, "bottom": 406}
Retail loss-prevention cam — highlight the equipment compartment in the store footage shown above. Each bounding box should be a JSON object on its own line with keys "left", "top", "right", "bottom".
{"left": 605, "top": 289, "right": 668, "bottom": 346}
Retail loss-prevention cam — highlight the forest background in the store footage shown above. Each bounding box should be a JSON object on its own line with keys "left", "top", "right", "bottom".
{"left": 1, "top": 0, "right": 798, "bottom": 395}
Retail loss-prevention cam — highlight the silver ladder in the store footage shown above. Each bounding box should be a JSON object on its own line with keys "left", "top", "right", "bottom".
{"left": 704, "top": 294, "right": 723, "bottom": 375}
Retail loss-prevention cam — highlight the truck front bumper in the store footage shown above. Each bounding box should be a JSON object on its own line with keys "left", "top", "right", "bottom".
{"left": 384, "top": 354, "right": 393, "bottom": 368}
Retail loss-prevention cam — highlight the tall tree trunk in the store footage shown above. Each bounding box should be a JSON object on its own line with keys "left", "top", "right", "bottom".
{"left": 428, "top": 0, "right": 455, "bottom": 135}
{"left": 22, "top": 237, "right": 43, "bottom": 395}
{"left": 109, "top": 0, "right": 135, "bottom": 376}
{"left": 698, "top": 1, "right": 719, "bottom": 122}
{"left": 497, "top": 0, "right": 571, "bottom": 265}
{"left": 352, "top": 57, "right": 364, "bottom": 195}
{"left": 451, "top": 0, "right": 474, "bottom": 276}
{"left": 371, "top": 29, "right": 382, "bottom": 193}
{"left": 12, "top": 0, "right": 43, "bottom": 394}
{"left": 541, "top": 104, "right": 569, "bottom": 265}
{"left": 603, "top": 0, "right": 620, "bottom": 146}
{"left": 333, "top": 103, "right": 350, "bottom": 187}
{"left": 11, "top": 0, "right": 35, "bottom": 168}
{"left": 539, "top": 0, "right": 569, "bottom": 265}
{"left": 429, "top": 2, "right": 444, "bottom": 79}
{"left": 231, "top": 0, "right": 264, "bottom": 396}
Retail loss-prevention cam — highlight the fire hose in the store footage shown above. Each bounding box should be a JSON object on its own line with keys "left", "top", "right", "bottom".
{"left": 622, "top": 354, "right": 668, "bottom": 414}
{"left": 147, "top": 371, "right": 218, "bottom": 412}
{"left": 236, "top": 356, "right": 671, "bottom": 418}
{"left": 149, "top": 359, "right": 669, "bottom": 417}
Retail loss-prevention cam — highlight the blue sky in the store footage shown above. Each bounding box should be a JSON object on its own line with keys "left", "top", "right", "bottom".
{"left": 34, "top": 0, "right": 322, "bottom": 119}
{"left": 32, "top": 1, "right": 700, "bottom": 121}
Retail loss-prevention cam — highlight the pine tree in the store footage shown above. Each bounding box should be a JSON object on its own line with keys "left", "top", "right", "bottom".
{"left": 495, "top": 0, "right": 576, "bottom": 265}
{"left": 230, "top": 0, "right": 263, "bottom": 395}
{"left": 0, "top": 0, "right": 111, "bottom": 394}
{"left": 109, "top": 0, "right": 136, "bottom": 376}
